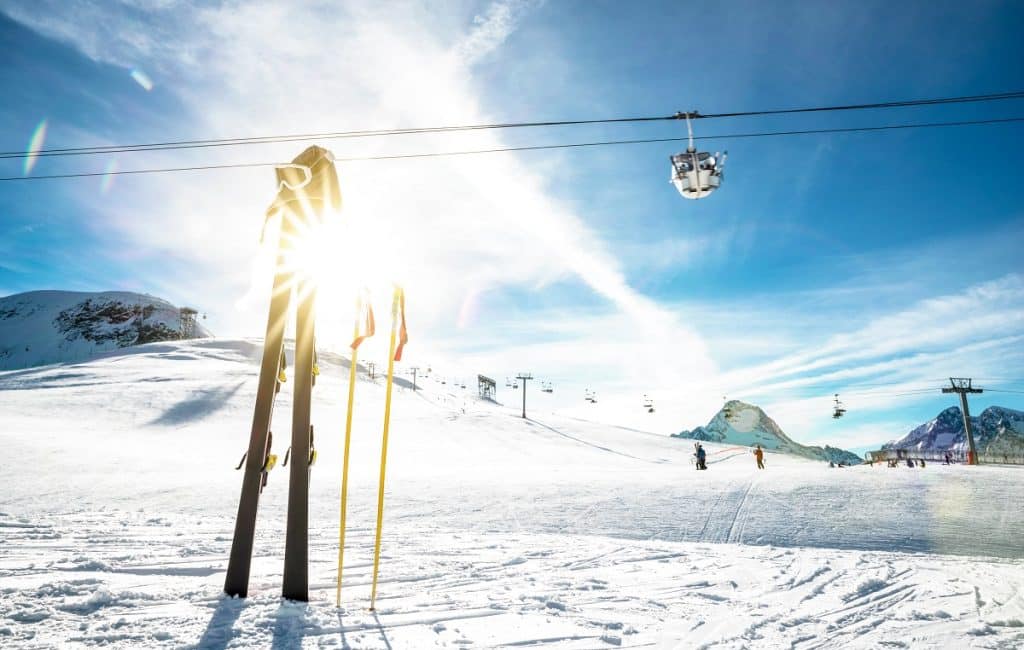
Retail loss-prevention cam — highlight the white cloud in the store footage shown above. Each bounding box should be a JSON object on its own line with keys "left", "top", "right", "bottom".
{"left": 0, "top": 0, "right": 716, "bottom": 396}
{"left": 454, "top": 0, "right": 542, "bottom": 65}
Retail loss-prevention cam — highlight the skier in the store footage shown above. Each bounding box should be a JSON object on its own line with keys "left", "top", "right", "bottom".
{"left": 753, "top": 445, "right": 765, "bottom": 469}
{"left": 695, "top": 443, "right": 707, "bottom": 470}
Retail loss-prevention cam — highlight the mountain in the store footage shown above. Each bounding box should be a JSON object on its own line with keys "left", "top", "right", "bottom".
{"left": 0, "top": 290, "right": 211, "bottom": 370}
{"left": 672, "top": 399, "right": 862, "bottom": 465}
{"left": 883, "top": 405, "right": 1024, "bottom": 456}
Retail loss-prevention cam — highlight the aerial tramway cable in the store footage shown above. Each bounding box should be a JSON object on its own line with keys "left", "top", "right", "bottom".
{"left": 4, "top": 115, "right": 1023, "bottom": 182}
{"left": 3, "top": 89, "right": 1022, "bottom": 161}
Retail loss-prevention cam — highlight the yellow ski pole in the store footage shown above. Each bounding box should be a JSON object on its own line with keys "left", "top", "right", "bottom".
{"left": 335, "top": 297, "right": 362, "bottom": 607}
{"left": 369, "top": 286, "right": 403, "bottom": 610}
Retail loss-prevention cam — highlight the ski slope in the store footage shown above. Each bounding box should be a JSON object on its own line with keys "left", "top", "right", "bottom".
{"left": 1, "top": 339, "right": 1023, "bottom": 648}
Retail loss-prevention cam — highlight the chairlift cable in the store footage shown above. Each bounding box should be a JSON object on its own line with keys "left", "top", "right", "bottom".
{"left": 5, "top": 115, "right": 1023, "bottom": 182}
{"left": 2, "top": 90, "right": 1022, "bottom": 160}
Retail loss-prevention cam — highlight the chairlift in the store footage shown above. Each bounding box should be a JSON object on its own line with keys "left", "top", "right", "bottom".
{"left": 643, "top": 394, "right": 655, "bottom": 413}
{"left": 541, "top": 381, "right": 553, "bottom": 394}
{"left": 670, "top": 112, "right": 725, "bottom": 200}
{"left": 505, "top": 377, "right": 512, "bottom": 388}
{"left": 584, "top": 389, "right": 594, "bottom": 403}
{"left": 832, "top": 393, "right": 846, "bottom": 419}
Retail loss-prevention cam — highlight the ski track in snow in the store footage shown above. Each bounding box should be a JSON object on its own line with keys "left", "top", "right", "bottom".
{"left": 1, "top": 339, "right": 1023, "bottom": 648}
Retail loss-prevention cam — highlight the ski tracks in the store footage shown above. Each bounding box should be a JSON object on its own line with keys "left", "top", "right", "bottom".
{"left": 3, "top": 510, "right": 1024, "bottom": 648}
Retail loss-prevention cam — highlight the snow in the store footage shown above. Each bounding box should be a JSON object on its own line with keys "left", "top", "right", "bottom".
{"left": 1, "top": 338, "right": 1023, "bottom": 648}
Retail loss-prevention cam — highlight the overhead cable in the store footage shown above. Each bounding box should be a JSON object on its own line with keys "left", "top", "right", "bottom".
{"left": 4, "top": 115, "right": 1022, "bottom": 182}
{"left": 1, "top": 90, "right": 1022, "bottom": 160}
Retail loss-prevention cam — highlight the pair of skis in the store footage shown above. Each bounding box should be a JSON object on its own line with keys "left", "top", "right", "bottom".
{"left": 336, "top": 286, "right": 407, "bottom": 610}
{"left": 224, "top": 145, "right": 339, "bottom": 601}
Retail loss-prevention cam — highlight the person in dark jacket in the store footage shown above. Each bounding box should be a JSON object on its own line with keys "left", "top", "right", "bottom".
{"left": 696, "top": 443, "right": 707, "bottom": 470}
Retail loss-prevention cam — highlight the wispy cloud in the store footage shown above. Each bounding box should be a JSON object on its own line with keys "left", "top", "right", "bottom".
{"left": 454, "top": 0, "right": 542, "bottom": 65}
{"left": 0, "top": 0, "right": 715, "bottom": 387}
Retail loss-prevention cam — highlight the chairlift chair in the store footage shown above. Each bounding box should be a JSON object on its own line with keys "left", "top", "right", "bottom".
{"left": 670, "top": 112, "right": 725, "bottom": 200}
{"left": 832, "top": 393, "right": 846, "bottom": 419}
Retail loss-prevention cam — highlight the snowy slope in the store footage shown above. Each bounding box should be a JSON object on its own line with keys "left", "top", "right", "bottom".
{"left": 1, "top": 341, "right": 1023, "bottom": 648}
{"left": 673, "top": 399, "right": 863, "bottom": 465}
{"left": 884, "top": 405, "right": 1024, "bottom": 456}
{"left": 0, "top": 290, "right": 211, "bottom": 370}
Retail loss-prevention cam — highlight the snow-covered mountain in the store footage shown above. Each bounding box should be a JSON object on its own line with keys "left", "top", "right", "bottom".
{"left": 0, "top": 290, "right": 211, "bottom": 370}
{"left": 672, "top": 399, "right": 863, "bottom": 465}
{"left": 883, "top": 405, "right": 1024, "bottom": 455}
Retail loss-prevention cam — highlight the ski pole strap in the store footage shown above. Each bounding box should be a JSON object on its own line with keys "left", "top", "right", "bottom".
{"left": 235, "top": 453, "right": 247, "bottom": 470}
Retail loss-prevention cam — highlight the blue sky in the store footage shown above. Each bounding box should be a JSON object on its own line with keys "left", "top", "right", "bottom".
{"left": 1, "top": 0, "right": 1022, "bottom": 450}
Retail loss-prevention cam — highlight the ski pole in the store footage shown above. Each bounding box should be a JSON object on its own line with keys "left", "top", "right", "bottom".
{"left": 369, "top": 286, "right": 403, "bottom": 610}
{"left": 335, "top": 296, "right": 362, "bottom": 607}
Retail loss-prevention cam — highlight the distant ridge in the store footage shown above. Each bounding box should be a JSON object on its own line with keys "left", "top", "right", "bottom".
{"left": 0, "top": 290, "right": 211, "bottom": 370}
{"left": 673, "top": 400, "right": 862, "bottom": 465}
{"left": 883, "top": 405, "right": 1024, "bottom": 456}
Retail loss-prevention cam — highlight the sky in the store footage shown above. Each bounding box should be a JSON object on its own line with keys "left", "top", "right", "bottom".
{"left": 1, "top": 0, "right": 1023, "bottom": 452}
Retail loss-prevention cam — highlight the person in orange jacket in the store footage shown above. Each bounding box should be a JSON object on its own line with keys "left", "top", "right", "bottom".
{"left": 754, "top": 444, "right": 765, "bottom": 469}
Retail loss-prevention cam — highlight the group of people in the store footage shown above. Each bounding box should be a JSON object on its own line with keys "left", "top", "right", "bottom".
{"left": 693, "top": 442, "right": 766, "bottom": 470}
{"left": 882, "top": 458, "right": 926, "bottom": 468}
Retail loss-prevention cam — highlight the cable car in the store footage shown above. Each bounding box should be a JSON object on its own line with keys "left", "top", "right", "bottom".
{"left": 670, "top": 112, "right": 725, "bottom": 200}
{"left": 833, "top": 394, "right": 846, "bottom": 419}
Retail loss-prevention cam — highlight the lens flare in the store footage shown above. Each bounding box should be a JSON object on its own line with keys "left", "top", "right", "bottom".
{"left": 100, "top": 159, "right": 118, "bottom": 194}
{"left": 456, "top": 287, "right": 483, "bottom": 329}
{"left": 23, "top": 119, "right": 47, "bottom": 176}
{"left": 130, "top": 68, "right": 154, "bottom": 91}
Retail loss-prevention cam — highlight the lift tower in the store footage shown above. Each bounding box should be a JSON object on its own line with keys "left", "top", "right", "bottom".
{"left": 942, "top": 378, "right": 983, "bottom": 465}
{"left": 516, "top": 373, "right": 533, "bottom": 418}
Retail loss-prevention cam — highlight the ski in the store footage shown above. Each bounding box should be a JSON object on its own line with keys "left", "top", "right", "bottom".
{"left": 282, "top": 274, "right": 317, "bottom": 601}
{"left": 223, "top": 258, "right": 293, "bottom": 598}
{"left": 224, "top": 145, "right": 341, "bottom": 601}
